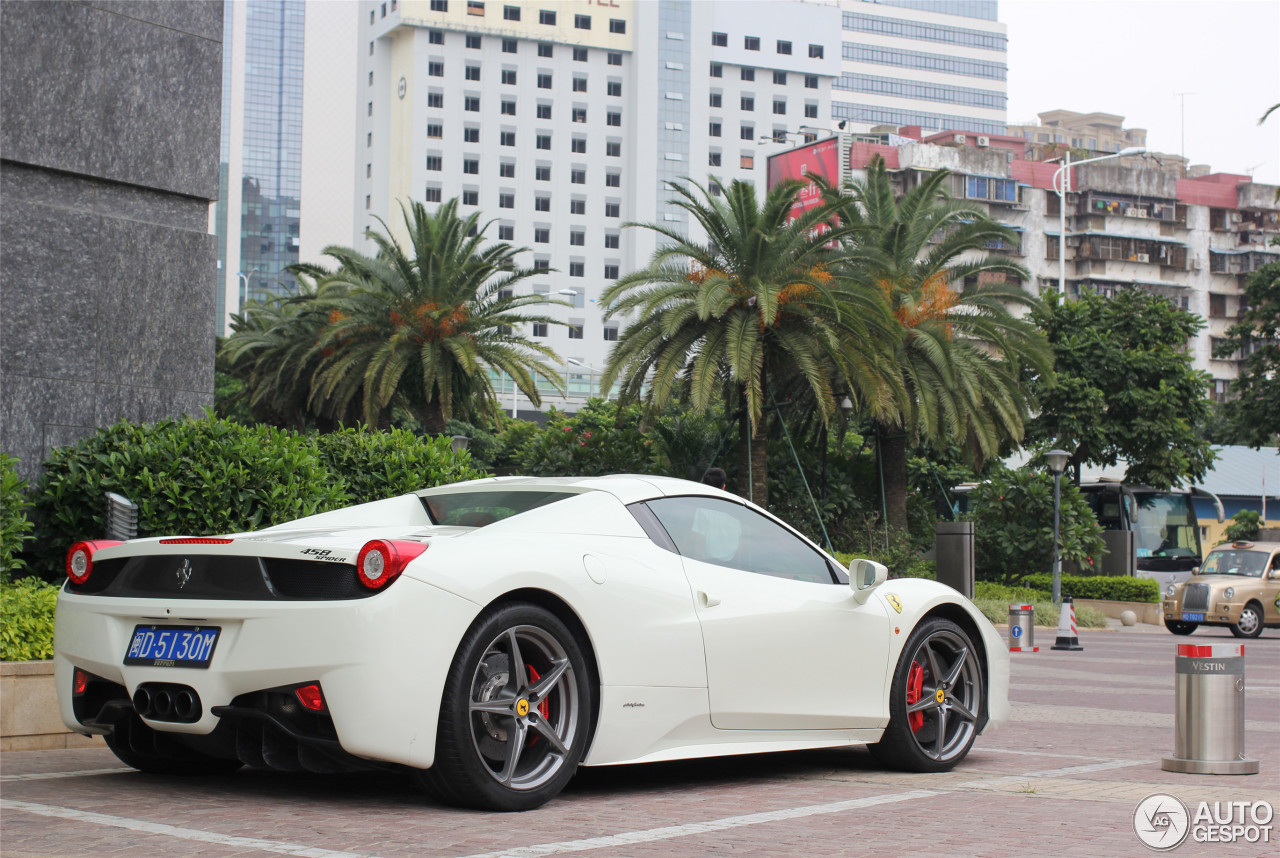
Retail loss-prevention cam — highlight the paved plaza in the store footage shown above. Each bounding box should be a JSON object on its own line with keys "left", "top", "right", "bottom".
{"left": 2, "top": 625, "right": 1277, "bottom": 857}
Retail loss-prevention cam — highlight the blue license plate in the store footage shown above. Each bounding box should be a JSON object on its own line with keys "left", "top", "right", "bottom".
{"left": 124, "top": 625, "right": 219, "bottom": 668}
{"left": 1182, "top": 612, "right": 1205, "bottom": 623}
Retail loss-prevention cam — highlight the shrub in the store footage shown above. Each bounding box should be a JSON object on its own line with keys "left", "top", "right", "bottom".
{"left": 519, "top": 400, "right": 658, "bottom": 477}
{"left": 1, "top": 578, "right": 59, "bottom": 661}
{"left": 1020, "top": 573, "right": 1161, "bottom": 603}
{"left": 1, "top": 453, "right": 34, "bottom": 582}
{"left": 312, "top": 426, "right": 486, "bottom": 505}
{"left": 971, "top": 593, "right": 1107, "bottom": 629}
{"left": 966, "top": 464, "right": 1107, "bottom": 585}
{"left": 1222, "top": 509, "right": 1261, "bottom": 542}
{"left": 30, "top": 416, "right": 348, "bottom": 580}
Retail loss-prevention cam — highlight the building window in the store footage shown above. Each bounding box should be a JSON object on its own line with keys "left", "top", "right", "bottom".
{"left": 709, "top": 181, "right": 722, "bottom": 197}
{"left": 741, "top": 96, "right": 754, "bottom": 111}
{"left": 568, "top": 262, "right": 584, "bottom": 278}
{"left": 426, "top": 155, "right": 442, "bottom": 170}
{"left": 608, "top": 52, "right": 622, "bottom": 66}
{"left": 500, "top": 130, "right": 515, "bottom": 146}
{"left": 427, "top": 91, "right": 443, "bottom": 108}
{"left": 606, "top": 111, "right": 621, "bottom": 126}
{"left": 709, "top": 121, "right": 722, "bottom": 137}
{"left": 610, "top": 18, "right": 625, "bottom": 34}
{"left": 369, "top": 71, "right": 374, "bottom": 85}
{"left": 538, "top": 43, "right": 553, "bottom": 58}
{"left": 534, "top": 259, "right": 550, "bottom": 270}
{"left": 805, "top": 74, "right": 818, "bottom": 89}
{"left": 606, "top": 141, "right": 620, "bottom": 156}
{"left": 465, "top": 65, "right": 480, "bottom": 81}
{"left": 571, "top": 137, "right": 586, "bottom": 153}
{"left": 429, "top": 30, "right": 444, "bottom": 45}
{"left": 465, "top": 96, "right": 480, "bottom": 111}
{"left": 605, "top": 172, "right": 620, "bottom": 187}
{"left": 463, "top": 127, "right": 480, "bottom": 142}
{"left": 710, "top": 63, "right": 723, "bottom": 78}
{"left": 605, "top": 202, "right": 620, "bottom": 217}
{"left": 570, "top": 199, "right": 586, "bottom": 215}
{"left": 463, "top": 189, "right": 479, "bottom": 205}
{"left": 603, "top": 326, "right": 618, "bottom": 341}
{"left": 745, "top": 36, "right": 760, "bottom": 51}
{"left": 772, "top": 127, "right": 787, "bottom": 143}
{"left": 571, "top": 169, "right": 586, "bottom": 184}
{"left": 467, "top": 0, "right": 484, "bottom": 14}
{"left": 430, "top": 0, "right": 446, "bottom": 10}
{"left": 537, "top": 73, "right": 552, "bottom": 89}
{"left": 573, "top": 47, "right": 588, "bottom": 62}
{"left": 499, "top": 224, "right": 514, "bottom": 240}
{"left": 568, "top": 324, "right": 584, "bottom": 339}
{"left": 607, "top": 80, "right": 622, "bottom": 96}
{"left": 365, "top": 193, "right": 371, "bottom": 208}
{"left": 539, "top": 9, "right": 556, "bottom": 25}
{"left": 575, "top": 13, "right": 591, "bottom": 29}
{"left": 535, "top": 196, "right": 550, "bottom": 212}
{"left": 570, "top": 230, "right": 585, "bottom": 246}
{"left": 777, "top": 40, "right": 791, "bottom": 55}
{"left": 604, "top": 264, "right": 619, "bottom": 279}
{"left": 773, "top": 99, "right": 786, "bottom": 115}
{"left": 809, "top": 43, "right": 823, "bottom": 58}
{"left": 537, "top": 103, "right": 552, "bottom": 119}
{"left": 709, "top": 92, "right": 722, "bottom": 108}
{"left": 369, "top": 40, "right": 375, "bottom": 55}
{"left": 533, "top": 322, "right": 548, "bottom": 337}
{"left": 573, "top": 107, "right": 587, "bottom": 123}
{"left": 740, "top": 154, "right": 754, "bottom": 169}
{"left": 367, "top": 163, "right": 372, "bottom": 177}
{"left": 425, "top": 186, "right": 441, "bottom": 202}
{"left": 711, "top": 31, "right": 727, "bottom": 46}
{"left": 740, "top": 124, "right": 754, "bottom": 140}
{"left": 463, "top": 158, "right": 479, "bottom": 174}
{"left": 573, "top": 77, "right": 588, "bottom": 92}
{"left": 502, "top": 69, "right": 517, "bottom": 85}
{"left": 534, "top": 228, "right": 550, "bottom": 243}
{"left": 427, "top": 123, "right": 443, "bottom": 138}
{"left": 604, "top": 232, "right": 619, "bottom": 249}
{"left": 536, "top": 165, "right": 551, "bottom": 180}
{"left": 741, "top": 67, "right": 755, "bottom": 81}
{"left": 708, "top": 150, "right": 721, "bottom": 166}
{"left": 804, "top": 102, "right": 818, "bottom": 119}
{"left": 368, "top": 101, "right": 373, "bottom": 116}
{"left": 499, "top": 193, "right": 514, "bottom": 208}
{"left": 466, "top": 34, "right": 482, "bottom": 49}
{"left": 367, "top": 132, "right": 372, "bottom": 147}
{"left": 428, "top": 61, "right": 444, "bottom": 77}
{"left": 773, "top": 71, "right": 787, "bottom": 85}
{"left": 504, "top": 4, "right": 520, "bottom": 20}
{"left": 501, "top": 99, "right": 516, "bottom": 115}
{"left": 502, "top": 38, "right": 517, "bottom": 53}
{"left": 499, "top": 162, "right": 515, "bottom": 177}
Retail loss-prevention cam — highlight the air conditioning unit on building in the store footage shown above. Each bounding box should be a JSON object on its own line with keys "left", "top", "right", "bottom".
{"left": 1230, "top": 212, "right": 1243, "bottom": 223}
{"left": 976, "top": 136, "right": 990, "bottom": 147}
{"left": 1135, "top": 253, "right": 1151, "bottom": 263}
{"left": 954, "top": 134, "right": 967, "bottom": 145}
{"left": 1192, "top": 256, "right": 1202, "bottom": 270}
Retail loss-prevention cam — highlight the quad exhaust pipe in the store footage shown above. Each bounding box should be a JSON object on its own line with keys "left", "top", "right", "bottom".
{"left": 133, "top": 683, "right": 201, "bottom": 723}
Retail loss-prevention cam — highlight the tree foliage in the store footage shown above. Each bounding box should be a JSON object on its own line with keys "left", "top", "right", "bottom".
{"left": 1027, "top": 290, "right": 1215, "bottom": 488}
{"left": 1, "top": 453, "right": 34, "bottom": 582}
{"left": 1213, "top": 261, "right": 1280, "bottom": 448}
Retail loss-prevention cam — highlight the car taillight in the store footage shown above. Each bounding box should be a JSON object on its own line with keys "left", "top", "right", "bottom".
{"left": 65, "top": 540, "right": 124, "bottom": 585}
{"left": 73, "top": 668, "right": 89, "bottom": 696}
{"left": 295, "top": 683, "right": 326, "bottom": 712}
{"left": 354, "top": 539, "right": 427, "bottom": 590}
{"left": 159, "top": 537, "right": 235, "bottom": 545}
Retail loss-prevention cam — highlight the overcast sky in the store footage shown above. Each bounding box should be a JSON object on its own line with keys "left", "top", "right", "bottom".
{"left": 1001, "top": 0, "right": 1280, "bottom": 185}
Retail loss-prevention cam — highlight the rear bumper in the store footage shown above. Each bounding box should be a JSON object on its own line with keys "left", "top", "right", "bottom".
{"left": 54, "top": 576, "right": 479, "bottom": 769}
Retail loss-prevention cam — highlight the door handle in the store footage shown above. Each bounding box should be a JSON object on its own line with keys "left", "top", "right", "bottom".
{"left": 697, "top": 590, "right": 721, "bottom": 608}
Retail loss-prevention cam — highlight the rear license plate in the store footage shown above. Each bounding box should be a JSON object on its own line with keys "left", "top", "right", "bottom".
{"left": 124, "top": 625, "right": 220, "bottom": 668}
{"left": 1181, "top": 612, "right": 1205, "bottom": 623}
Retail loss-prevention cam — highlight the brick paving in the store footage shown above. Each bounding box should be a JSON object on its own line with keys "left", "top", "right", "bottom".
{"left": 2, "top": 626, "right": 1277, "bottom": 857}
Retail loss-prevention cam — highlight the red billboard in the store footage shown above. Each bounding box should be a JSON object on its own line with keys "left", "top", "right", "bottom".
{"left": 766, "top": 137, "right": 841, "bottom": 222}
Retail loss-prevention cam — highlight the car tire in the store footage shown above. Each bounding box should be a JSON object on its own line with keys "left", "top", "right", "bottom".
{"left": 419, "top": 602, "right": 594, "bottom": 811}
{"left": 1164, "top": 620, "right": 1198, "bottom": 636}
{"left": 868, "top": 617, "right": 983, "bottom": 774}
{"left": 1229, "top": 602, "right": 1265, "bottom": 639}
{"left": 105, "top": 714, "right": 243, "bottom": 775}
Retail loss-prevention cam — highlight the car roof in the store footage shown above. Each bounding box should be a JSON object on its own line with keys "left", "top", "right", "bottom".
{"left": 1208, "top": 541, "right": 1280, "bottom": 552}
{"left": 415, "top": 474, "right": 732, "bottom": 507}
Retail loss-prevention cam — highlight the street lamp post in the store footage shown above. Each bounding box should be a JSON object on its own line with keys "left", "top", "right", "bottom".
{"left": 1046, "top": 449, "right": 1072, "bottom": 604}
{"left": 1051, "top": 147, "right": 1147, "bottom": 296}
{"left": 235, "top": 268, "right": 260, "bottom": 310}
{"left": 567, "top": 357, "right": 609, "bottom": 400}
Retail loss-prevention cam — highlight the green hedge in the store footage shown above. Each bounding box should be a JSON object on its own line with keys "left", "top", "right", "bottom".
{"left": 1, "top": 453, "right": 34, "bottom": 582}
{"left": 1, "top": 578, "right": 59, "bottom": 661}
{"left": 312, "top": 426, "right": 485, "bottom": 505}
{"left": 1020, "top": 573, "right": 1161, "bottom": 604}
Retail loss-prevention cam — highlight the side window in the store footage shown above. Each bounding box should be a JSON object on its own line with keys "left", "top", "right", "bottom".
{"left": 642, "top": 496, "right": 836, "bottom": 584}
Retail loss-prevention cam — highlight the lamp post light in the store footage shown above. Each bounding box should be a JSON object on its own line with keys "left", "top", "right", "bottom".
{"left": 567, "top": 357, "right": 609, "bottom": 400}
{"left": 1046, "top": 448, "right": 1072, "bottom": 604}
{"left": 1052, "top": 147, "right": 1147, "bottom": 296}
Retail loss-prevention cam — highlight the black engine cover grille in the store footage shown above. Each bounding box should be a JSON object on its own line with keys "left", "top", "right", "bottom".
{"left": 68, "top": 555, "right": 369, "bottom": 600}
{"left": 1182, "top": 583, "right": 1210, "bottom": 611}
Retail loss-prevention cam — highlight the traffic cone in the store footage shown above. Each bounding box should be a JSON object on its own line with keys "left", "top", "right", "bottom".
{"left": 1051, "top": 596, "right": 1084, "bottom": 651}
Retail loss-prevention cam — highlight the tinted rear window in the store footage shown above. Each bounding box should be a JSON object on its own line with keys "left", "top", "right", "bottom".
{"left": 419, "top": 490, "right": 576, "bottom": 527}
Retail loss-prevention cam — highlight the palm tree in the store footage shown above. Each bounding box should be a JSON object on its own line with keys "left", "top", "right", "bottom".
{"left": 600, "top": 177, "right": 901, "bottom": 508}
{"left": 826, "top": 158, "right": 1053, "bottom": 534}
{"left": 311, "top": 200, "right": 566, "bottom": 432}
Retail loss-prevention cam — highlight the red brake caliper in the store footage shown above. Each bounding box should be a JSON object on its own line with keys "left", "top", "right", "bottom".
{"left": 526, "top": 666, "right": 550, "bottom": 718}
{"left": 905, "top": 661, "right": 925, "bottom": 733}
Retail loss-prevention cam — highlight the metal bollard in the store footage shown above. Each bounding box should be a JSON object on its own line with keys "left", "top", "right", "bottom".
{"left": 1161, "top": 643, "right": 1259, "bottom": 775}
{"left": 1008, "top": 604, "right": 1038, "bottom": 652}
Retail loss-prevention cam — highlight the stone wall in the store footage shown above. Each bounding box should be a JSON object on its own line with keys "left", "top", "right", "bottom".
{"left": 0, "top": 1, "right": 223, "bottom": 482}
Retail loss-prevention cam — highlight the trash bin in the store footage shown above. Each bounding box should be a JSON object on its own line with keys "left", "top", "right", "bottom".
{"left": 1008, "top": 604, "right": 1037, "bottom": 652}
{"left": 935, "top": 521, "right": 974, "bottom": 599}
{"left": 1161, "top": 643, "right": 1259, "bottom": 775}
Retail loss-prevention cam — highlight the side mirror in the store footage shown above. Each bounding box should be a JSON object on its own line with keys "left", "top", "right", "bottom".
{"left": 848, "top": 558, "right": 888, "bottom": 604}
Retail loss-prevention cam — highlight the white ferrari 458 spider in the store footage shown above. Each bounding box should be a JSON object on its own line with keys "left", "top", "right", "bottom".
{"left": 56, "top": 475, "right": 1009, "bottom": 810}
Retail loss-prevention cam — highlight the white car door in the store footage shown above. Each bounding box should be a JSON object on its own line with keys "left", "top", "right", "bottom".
{"left": 641, "top": 496, "right": 891, "bottom": 731}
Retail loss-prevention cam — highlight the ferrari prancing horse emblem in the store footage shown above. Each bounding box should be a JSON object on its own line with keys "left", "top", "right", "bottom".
{"left": 516, "top": 698, "right": 530, "bottom": 717}
{"left": 176, "top": 558, "right": 192, "bottom": 589}
{"left": 886, "top": 594, "right": 903, "bottom": 614}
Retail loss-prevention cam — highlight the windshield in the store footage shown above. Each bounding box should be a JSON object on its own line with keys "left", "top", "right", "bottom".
{"left": 418, "top": 490, "right": 576, "bottom": 527}
{"left": 1200, "top": 549, "right": 1268, "bottom": 578}
{"left": 1131, "top": 493, "right": 1198, "bottom": 558}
